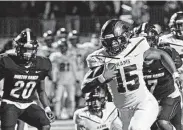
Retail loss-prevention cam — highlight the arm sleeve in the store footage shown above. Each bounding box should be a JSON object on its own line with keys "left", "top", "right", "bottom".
{"left": 81, "top": 65, "right": 105, "bottom": 93}
{"left": 164, "top": 47, "right": 182, "bottom": 69}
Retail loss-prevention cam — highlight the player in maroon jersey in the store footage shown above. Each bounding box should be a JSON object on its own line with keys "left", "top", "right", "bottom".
{"left": 0, "top": 28, "right": 55, "bottom": 130}
{"left": 141, "top": 23, "right": 182, "bottom": 130}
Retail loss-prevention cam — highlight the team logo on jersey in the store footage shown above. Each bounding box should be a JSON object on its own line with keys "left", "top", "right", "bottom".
{"left": 97, "top": 124, "right": 107, "bottom": 129}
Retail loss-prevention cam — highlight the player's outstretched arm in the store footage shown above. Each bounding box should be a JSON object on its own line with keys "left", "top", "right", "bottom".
{"left": 144, "top": 48, "right": 182, "bottom": 87}
{"left": 37, "top": 80, "right": 55, "bottom": 122}
{"left": 144, "top": 47, "right": 178, "bottom": 74}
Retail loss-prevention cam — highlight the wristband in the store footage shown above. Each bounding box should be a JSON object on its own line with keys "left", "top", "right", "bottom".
{"left": 44, "top": 106, "right": 51, "bottom": 112}
{"left": 98, "top": 74, "right": 106, "bottom": 83}
{"left": 172, "top": 72, "right": 180, "bottom": 79}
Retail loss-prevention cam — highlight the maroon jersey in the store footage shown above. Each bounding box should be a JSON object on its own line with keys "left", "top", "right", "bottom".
{"left": 143, "top": 47, "right": 182, "bottom": 100}
{"left": 0, "top": 54, "right": 52, "bottom": 103}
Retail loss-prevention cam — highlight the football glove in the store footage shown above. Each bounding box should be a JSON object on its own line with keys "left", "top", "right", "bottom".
{"left": 45, "top": 107, "right": 55, "bottom": 123}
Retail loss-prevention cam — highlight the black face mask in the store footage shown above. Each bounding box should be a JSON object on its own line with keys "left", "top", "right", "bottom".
{"left": 103, "top": 36, "right": 127, "bottom": 56}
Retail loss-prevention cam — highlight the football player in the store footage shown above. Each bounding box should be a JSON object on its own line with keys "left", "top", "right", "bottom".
{"left": 52, "top": 27, "right": 68, "bottom": 49}
{"left": 141, "top": 23, "right": 182, "bottom": 130}
{"left": 74, "top": 83, "right": 122, "bottom": 130}
{"left": 37, "top": 30, "right": 55, "bottom": 57}
{"left": 81, "top": 19, "right": 181, "bottom": 130}
{"left": 0, "top": 28, "right": 55, "bottom": 130}
{"left": 159, "top": 11, "right": 183, "bottom": 125}
{"left": 37, "top": 30, "right": 55, "bottom": 106}
{"left": 56, "top": 27, "right": 68, "bottom": 40}
{"left": 68, "top": 30, "right": 88, "bottom": 109}
{"left": 49, "top": 38, "right": 78, "bottom": 119}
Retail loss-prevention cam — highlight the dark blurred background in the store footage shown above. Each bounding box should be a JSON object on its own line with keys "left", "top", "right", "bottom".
{"left": 0, "top": 1, "right": 182, "bottom": 37}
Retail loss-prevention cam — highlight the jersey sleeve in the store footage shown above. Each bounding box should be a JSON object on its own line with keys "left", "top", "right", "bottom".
{"left": 86, "top": 49, "right": 105, "bottom": 68}
{"left": 163, "top": 47, "right": 182, "bottom": 69}
{"left": 73, "top": 109, "right": 85, "bottom": 126}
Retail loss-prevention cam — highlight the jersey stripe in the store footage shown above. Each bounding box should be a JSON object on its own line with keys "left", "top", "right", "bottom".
{"left": 104, "top": 108, "right": 117, "bottom": 122}
{"left": 124, "top": 38, "right": 145, "bottom": 58}
{"left": 80, "top": 115, "right": 101, "bottom": 124}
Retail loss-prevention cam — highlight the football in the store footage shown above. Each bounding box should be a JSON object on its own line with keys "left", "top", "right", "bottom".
{"left": 92, "top": 65, "right": 104, "bottom": 77}
{"left": 106, "top": 63, "right": 116, "bottom": 70}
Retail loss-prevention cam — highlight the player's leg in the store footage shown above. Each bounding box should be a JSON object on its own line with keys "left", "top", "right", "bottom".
{"left": 0, "top": 102, "right": 20, "bottom": 130}
{"left": 65, "top": 84, "right": 76, "bottom": 118}
{"left": 19, "top": 104, "right": 50, "bottom": 130}
{"left": 128, "top": 94, "right": 159, "bottom": 130}
{"left": 167, "top": 96, "right": 182, "bottom": 130}
{"left": 53, "top": 84, "right": 64, "bottom": 119}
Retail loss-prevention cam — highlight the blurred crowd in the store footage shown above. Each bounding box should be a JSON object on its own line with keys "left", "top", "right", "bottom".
{"left": 0, "top": 1, "right": 183, "bottom": 36}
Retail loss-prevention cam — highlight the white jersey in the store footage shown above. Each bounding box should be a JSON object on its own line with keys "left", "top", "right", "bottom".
{"left": 160, "top": 34, "right": 183, "bottom": 57}
{"left": 69, "top": 44, "right": 88, "bottom": 81}
{"left": 73, "top": 102, "right": 122, "bottom": 130}
{"left": 86, "top": 37, "right": 151, "bottom": 108}
{"left": 49, "top": 51, "right": 77, "bottom": 85}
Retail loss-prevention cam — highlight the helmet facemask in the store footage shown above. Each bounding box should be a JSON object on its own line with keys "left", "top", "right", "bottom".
{"left": 58, "top": 38, "right": 68, "bottom": 55}
{"left": 146, "top": 29, "right": 159, "bottom": 47}
{"left": 101, "top": 20, "right": 129, "bottom": 56}
{"left": 175, "top": 19, "right": 183, "bottom": 37}
{"left": 102, "top": 34, "right": 128, "bottom": 56}
{"left": 85, "top": 86, "right": 107, "bottom": 114}
{"left": 16, "top": 40, "right": 38, "bottom": 64}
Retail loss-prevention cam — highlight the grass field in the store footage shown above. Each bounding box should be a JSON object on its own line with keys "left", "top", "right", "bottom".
{"left": 29, "top": 120, "right": 75, "bottom": 130}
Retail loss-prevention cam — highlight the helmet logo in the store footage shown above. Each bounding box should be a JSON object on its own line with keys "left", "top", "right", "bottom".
{"left": 114, "top": 26, "right": 122, "bottom": 36}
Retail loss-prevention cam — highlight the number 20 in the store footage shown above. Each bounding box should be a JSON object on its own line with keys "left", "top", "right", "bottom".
{"left": 10, "top": 81, "right": 36, "bottom": 99}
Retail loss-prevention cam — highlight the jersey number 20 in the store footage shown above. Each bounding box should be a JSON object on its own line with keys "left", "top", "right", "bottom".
{"left": 10, "top": 81, "right": 36, "bottom": 99}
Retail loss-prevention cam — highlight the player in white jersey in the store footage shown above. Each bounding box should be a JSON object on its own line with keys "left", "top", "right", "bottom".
{"left": 49, "top": 38, "right": 78, "bottom": 119}
{"left": 68, "top": 30, "right": 88, "bottom": 108}
{"left": 81, "top": 19, "right": 181, "bottom": 130}
{"left": 74, "top": 82, "right": 122, "bottom": 130}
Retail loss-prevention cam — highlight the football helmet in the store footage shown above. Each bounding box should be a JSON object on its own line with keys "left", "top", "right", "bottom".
{"left": 57, "top": 38, "right": 68, "bottom": 54}
{"left": 134, "top": 23, "right": 160, "bottom": 47}
{"left": 85, "top": 85, "right": 108, "bottom": 113}
{"left": 14, "top": 28, "right": 38, "bottom": 63}
{"left": 56, "top": 28, "right": 67, "bottom": 39}
{"left": 169, "top": 11, "right": 183, "bottom": 37}
{"left": 100, "top": 19, "right": 129, "bottom": 56}
{"left": 43, "top": 30, "right": 54, "bottom": 47}
{"left": 68, "top": 30, "right": 79, "bottom": 47}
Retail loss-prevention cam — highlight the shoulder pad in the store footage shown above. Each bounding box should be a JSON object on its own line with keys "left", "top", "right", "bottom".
{"left": 73, "top": 107, "right": 87, "bottom": 125}
{"left": 86, "top": 48, "right": 106, "bottom": 68}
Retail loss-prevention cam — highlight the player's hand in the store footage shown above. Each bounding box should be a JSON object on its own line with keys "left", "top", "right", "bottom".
{"left": 173, "top": 72, "right": 183, "bottom": 90}
{"left": 45, "top": 107, "right": 55, "bottom": 123}
{"left": 103, "top": 63, "right": 117, "bottom": 81}
{"left": 174, "top": 77, "right": 183, "bottom": 90}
